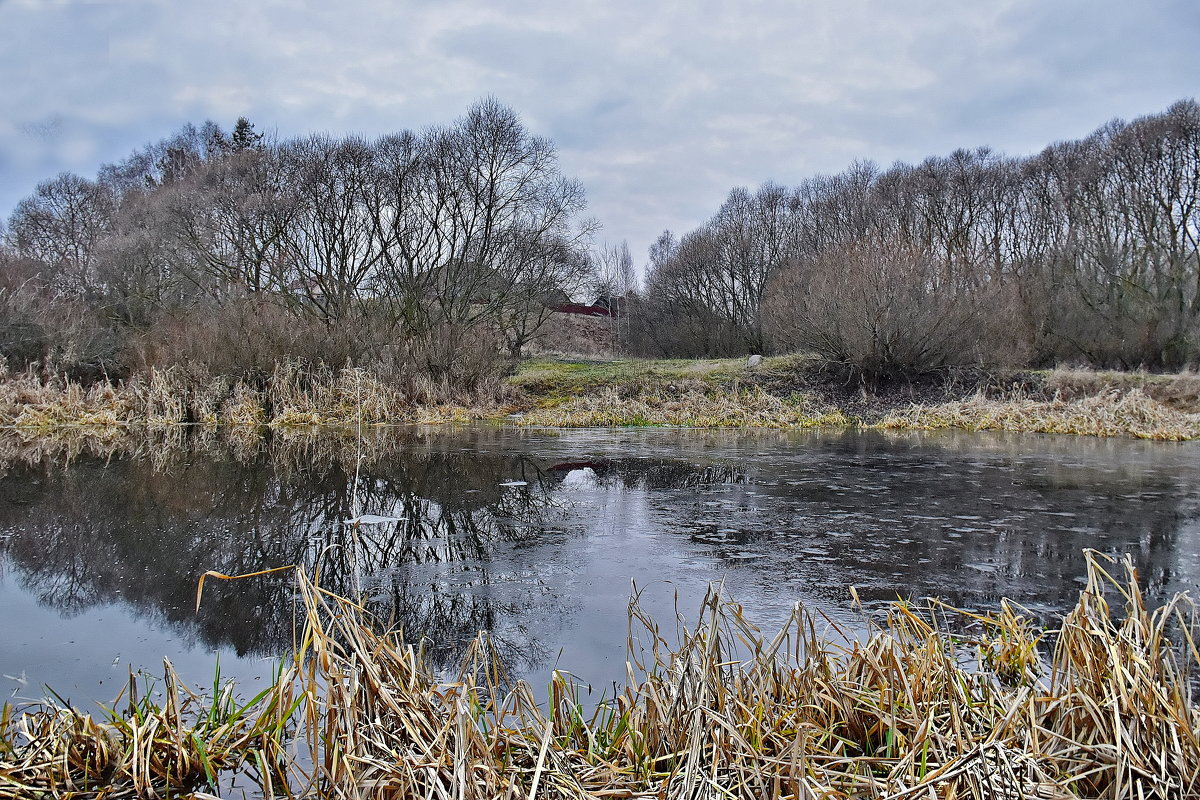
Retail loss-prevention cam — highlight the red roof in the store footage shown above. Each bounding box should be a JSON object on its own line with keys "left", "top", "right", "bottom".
{"left": 549, "top": 303, "right": 611, "bottom": 317}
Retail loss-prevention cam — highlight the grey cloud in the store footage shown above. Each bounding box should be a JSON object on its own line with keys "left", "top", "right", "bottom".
{"left": 1, "top": 0, "right": 1196, "bottom": 264}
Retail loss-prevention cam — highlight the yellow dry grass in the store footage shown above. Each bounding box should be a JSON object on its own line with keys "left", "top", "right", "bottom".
{"left": 0, "top": 364, "right": 510, "bottom": 434}
{"left": 0, "top": 658, "right": 297, "bottom": 799}
{"left": 879, "top": 389, "right": 1200, "bottom": 440}
{"left": 3, "top": 551, "right": 1195, "bottom": 799}
{"left": 3, "top": 360, "right": 1200, "bottom": 439}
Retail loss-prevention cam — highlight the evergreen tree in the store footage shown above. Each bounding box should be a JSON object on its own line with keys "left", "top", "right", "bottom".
{"left": 230, "top": 117, "right": 264, "bottom": 152}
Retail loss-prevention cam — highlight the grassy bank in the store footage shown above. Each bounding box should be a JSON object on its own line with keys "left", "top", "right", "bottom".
{"left": 508, "top": 355, "right": 844, "bottom": 428}
{"left": 515, "top": 383, "right": 850, "bottom": 428}
{"left": 2, "top": 551, "right": 1196, "bottom": 798}
{"left": 1, "top": 356, "right": 1199, "bottom": 439}
{"left": 510, "top": 356, "right": 1200, "bottom": 439}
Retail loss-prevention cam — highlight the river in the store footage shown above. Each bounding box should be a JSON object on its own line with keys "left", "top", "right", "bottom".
{"left": 1, "top": 426, "right": 1198, "bottom": 707}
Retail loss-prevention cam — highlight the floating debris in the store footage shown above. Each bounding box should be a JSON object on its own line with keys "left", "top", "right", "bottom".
{"left": 343, "top": 514, "right": 405, "bottom": 525}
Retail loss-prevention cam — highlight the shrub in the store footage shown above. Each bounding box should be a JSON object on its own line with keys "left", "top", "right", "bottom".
{"left": 764, "top": 241, "right": 1022, "bottom": 386}
{"left": 129, "top": 296, "right": 375, "bottom": 383}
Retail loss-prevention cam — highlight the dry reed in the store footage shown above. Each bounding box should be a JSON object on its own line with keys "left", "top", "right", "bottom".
{"left": 3, "top": 551, "right": 1196, "bottom": 799}
{"left": 879, "top": 389, "right": 1200, "bottom": 440}
{"left": 5, "top": 361, "right": 1199, "bottom": 439}
{"left": 0, "top": 363, "right": 508, "bottom": 433}
{"left": 0, "top": 660, "right": 297, "bottom": 799}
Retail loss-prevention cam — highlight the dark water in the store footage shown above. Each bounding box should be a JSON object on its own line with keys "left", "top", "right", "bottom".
{"left": 1, "top": 426, "right": 1198, "bottom": 706}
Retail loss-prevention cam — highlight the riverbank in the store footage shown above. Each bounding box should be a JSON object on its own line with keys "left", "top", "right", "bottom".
{"left": 509, "top": 356, "right": 1200, "bottom": 440}
{"left": 0, "top": 361, "right": 507, "bottom": 432}
{"left": 0, "top": 356, "right": 1198, "bottom": 439}
{"left": 2, "top": 551, "right": 1195, "bottom": 799}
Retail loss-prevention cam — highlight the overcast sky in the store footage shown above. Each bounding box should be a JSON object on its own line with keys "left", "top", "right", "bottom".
{"left": 1, "top": 0, "right": 1196, "bottom": 266}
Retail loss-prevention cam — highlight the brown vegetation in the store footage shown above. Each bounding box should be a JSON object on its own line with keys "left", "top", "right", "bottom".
{"left": 5, "top": 99, "right": 1199, "bottom": 412}
{"left": 0, "top": 101, "right": 593, "bottom": 409}
{"left": 764, "top": 241, "right": 1022, "bottom": 384}
{"left": 2, "top": 356, "right": 1200, "bottom": 439}
{"left": 0, "top": 362, "right": 518, "bottom": 433}
{"left": 625, "top": 100, "right": 1200, "bottom": 382}
{"left": 2, "top": 552, "right": 1197, "bottom": 798}
{"left": 878, "top": 389, "right": 1200, "bottom": 440}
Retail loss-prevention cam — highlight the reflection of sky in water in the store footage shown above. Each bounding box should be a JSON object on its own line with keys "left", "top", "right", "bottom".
{"left": 1, "top": 427, "right": 1199, "bottom": 706}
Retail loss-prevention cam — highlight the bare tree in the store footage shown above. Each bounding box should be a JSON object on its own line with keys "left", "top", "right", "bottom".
{"left": 588, "top": 239, "right": 636, "bottom": 353}
{"left": 764, "top": 240, "right": 1010, "bottom": 384}
{"left": 162, "top": 141, "right": 299, "bottom": 298}
{"left": 591, "top": 239, "right": 636, "bottom": 299}
{"left": 641, "top": 183, "right": 797, "bottom": 353}
{"left": 6, "top": 173, "right": 114, "bottom": 297}
{"left": 367, "top": 99, "right": 593, "bottom": 372}
{"left": 276, "top": 135, "right": 385, "bottom": 326}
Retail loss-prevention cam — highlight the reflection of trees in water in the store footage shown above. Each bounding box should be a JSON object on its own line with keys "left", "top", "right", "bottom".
{"left": 3, "top": 425, "right": 1195, "bottom": 670}
{"left": 360, "top": 575, "right": 548, "bottom": 672}
{"left": 307, "top": 487, "right": 558, "bottom": 670}
{"left": 0, "top": 431, "right": 565, "bottom": 668}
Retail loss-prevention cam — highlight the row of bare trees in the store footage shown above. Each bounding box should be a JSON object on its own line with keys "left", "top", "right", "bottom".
{"left": 630, "top": 99, "right": 1200, "bottom": 378}
{"left": 5, "top": 98, "right": 1197, "bottom": 385}
{"left": 0, "top": 100, "right": 594, "bottom": 388}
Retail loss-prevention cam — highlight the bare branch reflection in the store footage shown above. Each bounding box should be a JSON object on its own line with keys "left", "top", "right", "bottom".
{"left": 0, "top": 428, "right": 571, "bottom": 669}
{"left": 0, "top": 425, "right": 1197, "bottom": 680}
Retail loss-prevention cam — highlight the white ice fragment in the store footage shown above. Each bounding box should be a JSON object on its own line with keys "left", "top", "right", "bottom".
{"left": 344, "top": 514, "right": 405, "bottom": 525}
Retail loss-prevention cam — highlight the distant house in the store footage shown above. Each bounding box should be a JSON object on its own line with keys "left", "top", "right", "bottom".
{"left": 545, "top": 294, "right": 623, "bottom": 318}
{"left": 528, "top": 294, "right": 626, "bottom": 356}
{"left": 548, "top": 301, "right": 611, "bottom": 317}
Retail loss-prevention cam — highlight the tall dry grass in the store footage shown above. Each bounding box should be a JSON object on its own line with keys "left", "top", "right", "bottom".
{"left": 0, "top": 362, "right": 513, "bottom": 433}
{"left": 879, "top": 388, "right": 1200, "bottom": 440}
{"left": 3, "top": 551, "right": 1196, "bottom": 798}
{"left": 0, "top": 658, "right": 297, "bottom": 799}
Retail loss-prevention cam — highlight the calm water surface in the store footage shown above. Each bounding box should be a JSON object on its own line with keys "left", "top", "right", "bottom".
{"left": 2, "top": 426, "right": 1198, "bottom": 706}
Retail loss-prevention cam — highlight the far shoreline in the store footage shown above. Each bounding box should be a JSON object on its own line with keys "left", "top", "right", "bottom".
{"left": 1, "top": 355, "right": 1198, "bottom": 442}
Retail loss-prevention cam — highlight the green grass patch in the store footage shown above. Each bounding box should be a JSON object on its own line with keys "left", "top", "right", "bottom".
{"left": 516, "top": 384, "right": 850, "bottom": 429}
{"left": 507, "top": 355, "right": 809, "bottom": 400}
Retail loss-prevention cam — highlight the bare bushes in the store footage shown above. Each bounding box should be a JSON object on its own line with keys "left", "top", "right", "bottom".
{"left": 0, "top": 284, "right": 128, "bottom": 383}
{"left": 764, "top": 242, "right": 1023, "bottom": 386}
{"left": 130, "top": 296, "right": 373, "bottom": 383}
{"left": 1061, "top": 288, "right": 1199, "bottom": 371}
{"left": 404, "top": 321, "right": 515, "bottom": 401}
{"left": 619, "top": 295, "right": 748, "bottom": 358}
{"left": 0, "top": 290, "right": 523, "bottom": 426}
{"left": 127, "top": 298, "right": 520, "bottom": 410}
{"left": 1015, "top": 261, "right": 1200, "bottom": 370}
